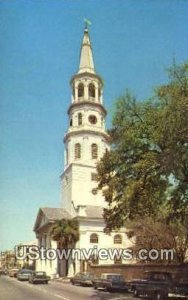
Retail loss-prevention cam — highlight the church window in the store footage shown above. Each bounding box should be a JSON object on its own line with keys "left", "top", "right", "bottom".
{"left": 75, "top": 143, "right": 81, "bottom": 159}
{"left": 78, "top": 83, "right": 84, "bottom": 98}
{"left": 70, "top": 118, "right": 73, "bottom": 126}
{"left": 66, "top": 148, "right": 69, "bottom": 164}
{"left": 91, "top": 173, "right": 98, "bottom": 181}
{"left": 92, "top": 188, "right": 98, "bottom": 195}
{"left": 91, "top": 143, "right": 98, "bottom": 159}
{"left": 90, "top": 233, "right": 98, "bottom": 244}
{"left": 78, "top": 113, "right": 82, "bottom": 125}
{"left": 88, "top": 115, "right": 97, "bottom": 125}
{"left": 114, "top": 234, "right": 122, "bottom": 244}
{"left": 89, "top": 83, "right": 95, "bottom": 99}
{"left": 72, "top": 83, "right": 75, "bottom": 99}
{"left": 98, "top": 88, "right": 101, "bottom": 99}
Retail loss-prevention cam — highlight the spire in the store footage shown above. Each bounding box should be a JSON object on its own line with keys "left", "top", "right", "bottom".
{"left": 78, "top": 26, "right": 95, "bottom": 74}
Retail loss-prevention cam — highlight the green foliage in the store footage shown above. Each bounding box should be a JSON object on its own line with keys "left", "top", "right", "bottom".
{"left": 126, "top": 216, "right": 188, "bottom": 264}
{"left": 50, "top": 218, "right": 79, "bottom": 248}
{"left": 97, "top": 62, "right": 188, "bottom": 262}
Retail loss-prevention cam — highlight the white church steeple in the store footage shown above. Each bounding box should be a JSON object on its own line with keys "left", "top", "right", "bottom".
{"left": 78, "top": 27, "right": 95, "bottom": 74}
{"left": 61, "top": 26, "right": 109, "bottom": 216}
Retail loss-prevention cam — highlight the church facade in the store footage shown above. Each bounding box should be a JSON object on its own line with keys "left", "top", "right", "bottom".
{"left": 34, "top": 26, "right": 133, "bottom": 278}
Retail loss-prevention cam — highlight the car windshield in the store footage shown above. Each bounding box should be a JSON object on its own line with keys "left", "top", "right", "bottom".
{"left": 35, "top": 272, "right": 46, "bottom": 276}
{"left": 106, "top": 275, "right": 123, "bottom": 281}
{"left": 82, "top": 273, "right": 93, "bottom": 279}
{"left": 20, "top": 270, "right": 32, "bottom": 274}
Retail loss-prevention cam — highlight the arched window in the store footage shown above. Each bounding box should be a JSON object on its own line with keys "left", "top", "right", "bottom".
{"left": 78, "top": 83, "right": 84, "bottom": 98}
{"left": 72, "top": 83, "right": 75, "bottom": 99}
{"left": 78, "top": 113, "right": 82, "bottom": 125}
{"left": 89, "top": 83, "right": 95, "bottom": 98}
{"left": 66, "top": 148, "right": 69, "bottom": 164}
{"left": 91, "top": 143, "right": 98, "bottom": 159}
{"left": 98, "top": 88, "right": 101, "bottom": 101}
{"left": 114, "top": 234, "right": 122, "bottom": 244}
{"left": 75, "top": 143, "right": 81, "bottom": 159}
{"left": 90, "top": 233, "right": 98, "bottom": 243}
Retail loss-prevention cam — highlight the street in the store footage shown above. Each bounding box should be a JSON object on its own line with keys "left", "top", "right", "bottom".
{"left": 0, "top": 276, "right": 134, "bottom": 300}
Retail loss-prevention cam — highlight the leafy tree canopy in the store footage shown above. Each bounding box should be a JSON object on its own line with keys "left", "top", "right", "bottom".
{"left": 97, "top": 62, "right": 188, "bottom": 235}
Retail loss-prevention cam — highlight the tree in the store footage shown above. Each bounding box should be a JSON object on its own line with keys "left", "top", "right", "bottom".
{"left": 97, "top": 62, "right": 188, "bottom": 262}
{"left": 50, "top": 218, "right": 79, "bottom": 275}
{"left": 50, "top": 218, "right": 79, "bottom": 249}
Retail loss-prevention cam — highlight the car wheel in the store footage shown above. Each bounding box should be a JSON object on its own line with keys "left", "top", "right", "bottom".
{"left": 155, "top": 291, "right": 166, "bottom": 300}
{"left": 133, "top": 288, "right": 139, "bottom": 298}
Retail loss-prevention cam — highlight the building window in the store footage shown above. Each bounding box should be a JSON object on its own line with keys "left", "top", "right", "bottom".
{"left": 91, "top": 143, "right": 98, "bottom": 159}
{"left": 78, "top": 83, "right": 84, "bottom": 98}
{"left": 66, "top": 149, "right": 69, "bottom": 164}
{"left": 72, "top": 83, "right": 75, "bottom": 99}
{"left": 88, "top": 115, "right": 97, "bottom": 125}
{"left": 114, "top": 255, "right": 122, "bottom": 265}
{"left": 90, "top": 233, "right": 98, "bottom": 244}
{"left": 92, "top": 188, "right": 98, "bottom": 195}
{"left": 98, "top": 88, "right": 101, "bottom": 99}
{"left": 90, "top": 255, "right": 99, "bottom": 265}
{"left": 70, "top": 118, "right": 73, "bottom": 126}
{"left": 78, "top": 113, "right": 82, "bottom": 125}
{"left": 91, "top": 173, "right": 98, "bottom": 181}
{"left": 114, "top": 234, "right": 122, "bottom": 244}
{"left": 89, "top": 83, "right": 95, "bottom": 98}
{"left": 75, "top": 143, "right": 81, "bottom": 159}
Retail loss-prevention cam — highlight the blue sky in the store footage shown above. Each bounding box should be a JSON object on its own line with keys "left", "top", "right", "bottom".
{"left": 0, "top": 0, "right": 187, "bottom": 251}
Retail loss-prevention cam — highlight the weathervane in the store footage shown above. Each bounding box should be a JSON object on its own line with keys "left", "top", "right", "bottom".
{"left": 84, "top": 18, "right": 92, "bottom": 29}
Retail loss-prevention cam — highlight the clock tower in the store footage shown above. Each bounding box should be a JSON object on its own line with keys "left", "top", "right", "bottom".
{"left": 61, "top": 26, "right": 109, "bottom": 216}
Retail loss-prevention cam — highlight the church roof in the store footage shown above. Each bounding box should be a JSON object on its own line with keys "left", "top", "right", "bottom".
{"left": 85, "top": 205, "right": 104, "bottom": 218}
{"left": 33, "top": 207, "right": 72, "bottom": 232}
{"left": 34, "top": 205, "right": 104, "bottom": 232}
{"left": 78, "top": 205, "right": 104, "bottom": 219}
{"left": 78, "top": 28, "right": 95, "bottom": 74}
{"left": 41, "top": 207, "right": 72, "bottom": 220}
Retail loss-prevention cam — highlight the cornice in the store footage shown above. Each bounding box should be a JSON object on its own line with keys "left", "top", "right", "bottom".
{"left": 67, "top": 101, "right": 107, "bottom": 116}
{"left": 64, "top": 129, "right": 110, "bottom": 143}
{"left": 70, "top": 72, "right": 103, "bottom": 85}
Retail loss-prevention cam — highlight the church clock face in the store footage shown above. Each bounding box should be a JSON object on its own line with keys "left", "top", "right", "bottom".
{"left": 88, "top": 115, "right": 97, "bottom": 125}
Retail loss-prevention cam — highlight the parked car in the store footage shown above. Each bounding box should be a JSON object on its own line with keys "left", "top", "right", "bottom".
{"left": 129, "top": 271, "right": 188, "bottom": 299}
{"left": 70, "top": 272, "right": 96, "bottom": 286}
{"left": 170, "top": 277, "right": 188, "bottom": 299}
{"left": 9, "top": 268, "right": 20, "bottom": 278}
{"left": 1, "top": 269, "right": 8, "bottom": 275}
{"left": 17, "top": 269, "right": 33, "bottom": 281}
{"left": 28, "top": 271, "right": 49, "bottom": 284}
{"left": 92, "top": 273, "right": 128, "bottom": 292}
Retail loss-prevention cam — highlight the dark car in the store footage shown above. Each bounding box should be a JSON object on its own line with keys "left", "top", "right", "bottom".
{"left": 29, "top": 271, "right": 49, "bottom": 284}
{"left": 17, "top": 269, "right": 33, "bottom": 281}
{"left": 0, "top": 269, "right": 8, "bottom": 275}
{"left": 129, "top": 271, "right": 188, "bottom": 299}
{"left": 70, "top": 272, "right": 95, "bottom": 286}
{"left": 92, "top": 273, "right": 128, "bottom": 292}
